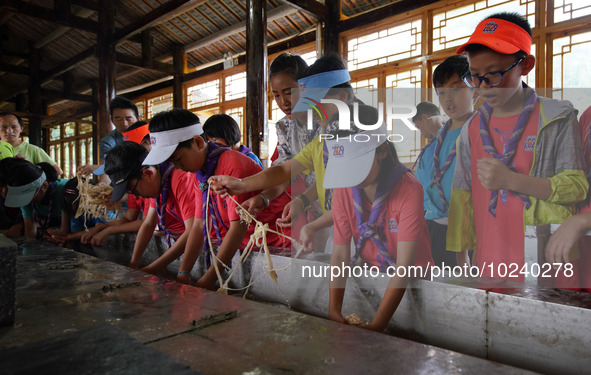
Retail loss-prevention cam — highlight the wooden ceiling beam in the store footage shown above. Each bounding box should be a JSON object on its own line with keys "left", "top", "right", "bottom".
{"left": 0, "top": 61, "right": 28, "bottom": 75}
{"left": 43, "top": 46, "right": 96, "bottom": 82}
{"left": 281, "top": 0, "right": 328, "bottom": 20}
{"left": 71, "top": 0, "right": 99, "bottom": 12}
{"left": 339, "top": 0, "right": 441, "bottom": 33}
{"left": 184, "top": 4, "right": 296, "bottom": 53}
{"left": 122, "top": 29, "right": 317, "bottom": 100}
{"left": 116, "top": 52, "right": 175, "bottom": 74}
{"left": 0, "top": 0, "right": 99, "bottom": 33}
{"left": 110, "top": 0, "right": 209, "bottom": 44}
{"left": 41, "top": 89, "right": 93, "bottom": 103}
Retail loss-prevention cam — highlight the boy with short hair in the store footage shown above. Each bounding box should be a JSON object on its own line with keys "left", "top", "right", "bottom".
{"left": 144, "top": 109, "right": 289, "bottom": 290}
{"left": 104, "top": 141, "right": 196, "bottom": 283}
{"left": 420, "top": 55, "right": 476, "bottom": 268}
{"left": 448, "top": 12, "right": 588, "bottom": 286}
{"left": 412, "top": 101, "right": 443, "bottom": 141}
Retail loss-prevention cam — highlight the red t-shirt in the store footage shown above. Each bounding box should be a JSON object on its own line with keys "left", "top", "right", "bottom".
{"left": 468, "top": 105, "right": 539, "bottom": 279}
{"left": 332, "top": 173, "right": 433, "bottom": 269}
{"left": 149, "top": 169, "right": 196, "bottom": 234}
{"left": 127, "top": 194, "right": 151, "bottom": 216}
{"left": 194, "top": 149, "right": 290, "bottom": 248}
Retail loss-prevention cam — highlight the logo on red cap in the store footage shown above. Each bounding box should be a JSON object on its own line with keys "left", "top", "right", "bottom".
{"left": 482, "top": 21, "right": 499, "bottom": 34}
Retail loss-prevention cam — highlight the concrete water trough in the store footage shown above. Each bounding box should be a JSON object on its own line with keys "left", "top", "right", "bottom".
{"left": 2, "top": 233, "right": 590, "bottom": 374}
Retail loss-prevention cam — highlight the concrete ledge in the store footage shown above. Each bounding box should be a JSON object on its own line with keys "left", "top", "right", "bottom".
{"left": 80, "top": 233, "right": 591, "bottom": 374}
{"left": 3, "top": 239, "right": 533, "bottom": 375}
{"left": 0, "top": 235, "right": 17, "bottom": 326}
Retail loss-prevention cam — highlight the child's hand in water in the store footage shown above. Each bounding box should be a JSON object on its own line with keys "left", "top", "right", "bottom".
{"left": 208, "top": 175, "right": 245, "bottom": 197}
{"left": 545, "top": 214, "right": 589, "bottom": 264}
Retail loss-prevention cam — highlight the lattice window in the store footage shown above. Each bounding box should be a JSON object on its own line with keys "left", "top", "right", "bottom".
{"left": 225, "top": 72, "right": 247, "bottom": 101}
{"left": 79, "top": 139, "right": 86, "bottom": 168}
{"left": 79, "top": 121, "right": 92, "bottom": 135}
{"left": 49, "top": 144, "right": 60, "bottom": 169}
{"left": 300, "top": 51, "right": 317, "bottom": 66}
{"left": 147, "top": 93, "right": 173, "bottom": 119}
{"left": 552, "top": 31, "right": 591, "bottom": 112}
{"left": 135, "top": 101, "right": 145, "bottom": 120}
{"left": 224, "top": 107, "right": 244, "bottom": 137}
{"left": 64, "top": 122, "right": 76, "bottom": 138}
{"left": 385, "top": 68, "right": 423, "bottom": 164}
{"left": 347, "top": 19, "right": 422, "bottom": 71}
{"left": 63, "top": 142, "right": 71, "bottom": 178}
{"left": 50, "top": 126, "right": 61, "bottom": 141}
{"left": 268, "top": 99, "right": 283, "bottom": 159}
{"left": 352, "top": 78, "right": 379, "bottom": 108}
{"left": 554, "top": 0, "right": 591, "bottom": 23}
{"left": 85, "top": 138, "right": 93, "bottom": 165}
{"left": 432, "top": 0, "right": 535, "bottom": 52}
{"left": 187, "top": 79, "right": 220, "bottom": 109}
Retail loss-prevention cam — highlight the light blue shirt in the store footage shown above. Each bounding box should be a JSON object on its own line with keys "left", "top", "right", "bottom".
{"left": 422, "top": 127, "right": 462, "bottom": 220}
{"left": 415, "top": 141, "right": 437, "bottom": 212}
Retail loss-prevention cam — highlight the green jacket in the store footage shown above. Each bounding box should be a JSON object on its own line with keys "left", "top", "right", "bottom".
{"left": 447, "top": 96, "right": 589, "bottom": 252}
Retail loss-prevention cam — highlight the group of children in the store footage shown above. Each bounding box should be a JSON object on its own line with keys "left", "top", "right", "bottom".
{"left": 2, "top": 11, "right": 591, "bottom": 332}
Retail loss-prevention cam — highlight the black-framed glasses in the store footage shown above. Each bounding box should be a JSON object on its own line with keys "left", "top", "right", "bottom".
{"left": 462, "top": 57, "right": 525, "bottom": 88}
{"left": 127, "top": 167, "right": 147, "bottom": 197}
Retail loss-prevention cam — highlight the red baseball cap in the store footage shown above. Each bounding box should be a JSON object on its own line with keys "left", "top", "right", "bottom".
{"left": 122, "top": 123, "right": 150, "bottom": 144}
{"left": 457, "top": 18, "right": 531, "bottom": 55}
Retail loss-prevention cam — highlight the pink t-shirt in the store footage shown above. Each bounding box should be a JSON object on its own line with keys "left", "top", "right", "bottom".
{"left": 149, "top": 169, "right": 196, "bottom": 234}
{"left": 194, "top": 150, "right": 290, "bottom": 248}
{"left": 468, "top": 106, "right": 539, "bottom": 279}
{"left": 578, "top": 204, "right": 591, "bottom": 291}
{"left": 578, "top": 108, "right": 591, "bottom": 291}
{"left": 332, "top": 173, "right": 433, "bottom": 269}
{"left": 578, "top": 106, "right": 591, "bottom": 170}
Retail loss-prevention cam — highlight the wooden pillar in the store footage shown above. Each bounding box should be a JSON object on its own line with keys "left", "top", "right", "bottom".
{"left": 15, "top": 94, "right": 26, "bottom": 112}
{"left": 28, "top": 47, "right": 42, "bottom": 147}
{"left": 142, "top": 29, "right": 154, "bottom": 69}
{"left": 91, "top": 81, "right": 99, "bottom": 164}
{"left": 173, "top": 45, "right": 186, "bottom": 109}
{"left": 323, "top": 0, "right": 341, "bottom": 55}
{"left": 245, "top": 0, "right": 267, "bottom": 157}
{"left": 97, "top": 0, "right": 115, "bottom": 160}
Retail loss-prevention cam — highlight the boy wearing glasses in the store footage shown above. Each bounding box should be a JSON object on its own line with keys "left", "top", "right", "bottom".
{"left": 104, "top": 141, "right": 196, "bottom": 282}
{"left": 448, "top": 12, "right": 587, "bottom": 286}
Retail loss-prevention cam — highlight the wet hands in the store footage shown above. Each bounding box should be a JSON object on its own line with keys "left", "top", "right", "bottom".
{"left": 545, "top": 215, "right": 586, "bottom": 264}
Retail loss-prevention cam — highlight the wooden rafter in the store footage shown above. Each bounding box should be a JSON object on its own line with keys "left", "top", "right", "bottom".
{"left": 217, "top": 1, "right": 241, "bottom": 23}
{"left": 0, "top": 62, "right": 28, "bottom": 75}
{"left": 183, "top": 5, "right": 297, "bottom": 54}
{"left": 0, "top": 0, "right": 99, "bottom": 33}
{"left": 281, "top": 0, "right": 329, "bottom": 20}
{"left": 110, "top": 0, "right": 209, "bottom": 44}
{"left": 339, "top": 0, "right": 441, "bottom": 33}
{"left": 203, "top": 2, "right": 232, "bottom": 28}
{"left": 116, "top": 53, "right": 175, "bottom": 74}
